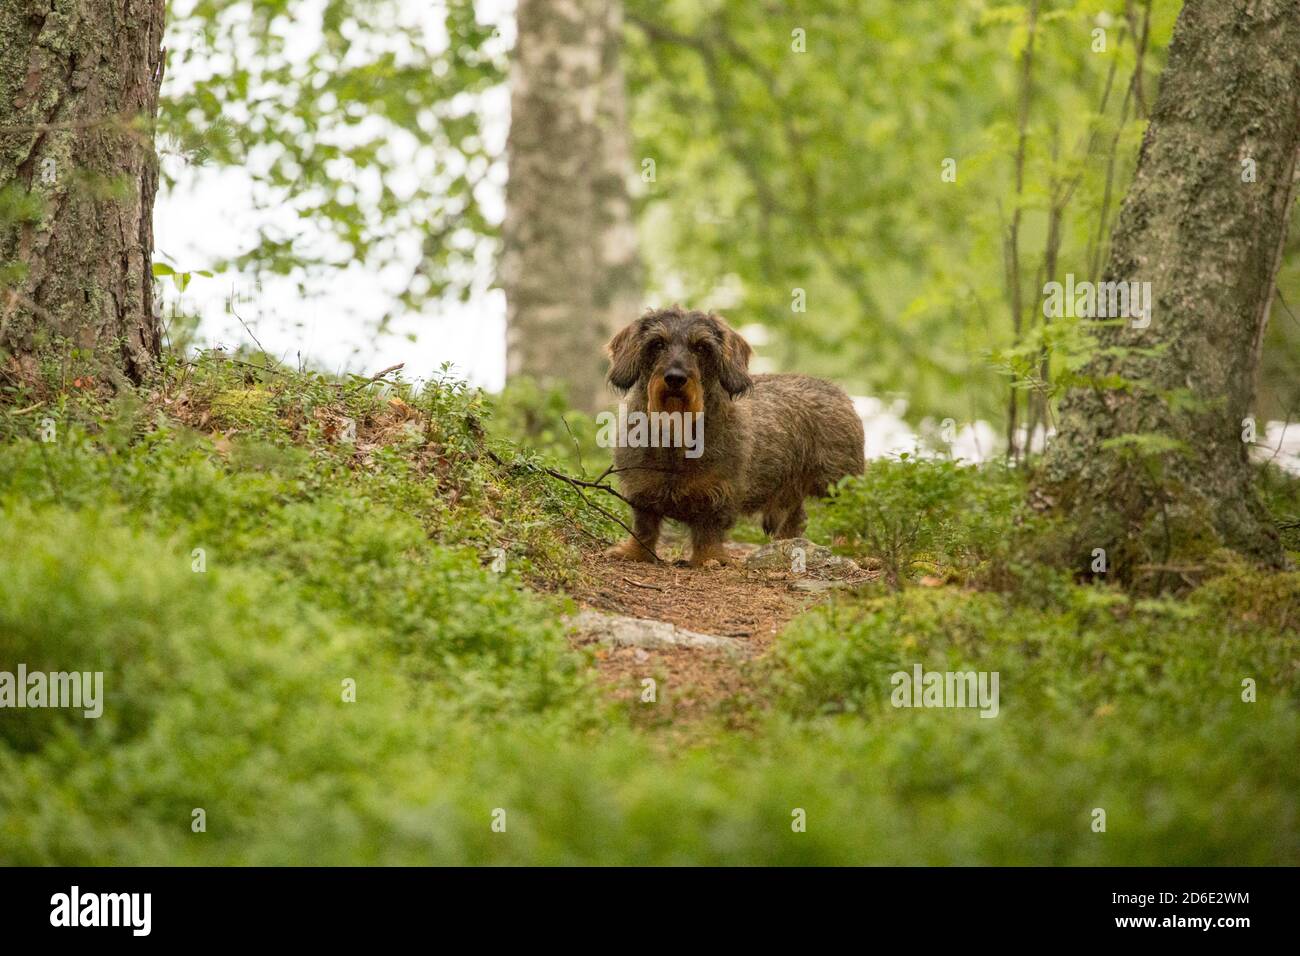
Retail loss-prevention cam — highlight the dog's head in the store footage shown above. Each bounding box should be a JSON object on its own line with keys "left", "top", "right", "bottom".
{"left": 605, "top": 307, "right": 753, "bottom": 413}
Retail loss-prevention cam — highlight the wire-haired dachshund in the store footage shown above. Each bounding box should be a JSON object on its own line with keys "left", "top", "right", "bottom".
{"left": 603, "top": 306, "right": 865, "bottom": 566}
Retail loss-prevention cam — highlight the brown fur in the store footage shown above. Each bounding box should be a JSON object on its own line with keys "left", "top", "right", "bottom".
{"left": 603, "top": 306, "right": 865, "bottom": 567}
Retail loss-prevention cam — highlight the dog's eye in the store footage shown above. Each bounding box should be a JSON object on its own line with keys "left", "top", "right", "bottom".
{"left": 690, "top": 341, "right": 709, "bottom": 354}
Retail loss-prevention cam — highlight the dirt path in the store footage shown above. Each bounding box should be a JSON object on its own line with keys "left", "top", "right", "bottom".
{"left": 564, "top": 537, "right": 877, "bottom": 726}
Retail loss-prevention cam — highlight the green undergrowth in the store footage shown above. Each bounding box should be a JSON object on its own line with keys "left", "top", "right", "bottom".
{"left": 811, "top": 453, "right": 1300, "bottom": 585}
{"left": 0, "top": 359, "right": 1297, "bottom": 864}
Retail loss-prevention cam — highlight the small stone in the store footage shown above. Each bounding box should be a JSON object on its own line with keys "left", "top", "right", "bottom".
{"left": 744, "top": 537, "right": 862, "bottom": 578}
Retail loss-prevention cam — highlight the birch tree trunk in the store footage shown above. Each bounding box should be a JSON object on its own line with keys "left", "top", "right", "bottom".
{"left": 0, "top": 0, "right": 166, "bottom": 388}
{"left": 500, "top": 0, "right": 642, "bottom": 414}
{"left": 1040, "top": 0, "right": 1300, "bottom": 578}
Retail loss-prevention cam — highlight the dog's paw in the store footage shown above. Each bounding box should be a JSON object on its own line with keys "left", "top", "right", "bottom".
{"left": 604, "top": 539, "right": 658, "bottom": 563}
{"left": 683, "top": 549, "right": 731, "bottom": 568}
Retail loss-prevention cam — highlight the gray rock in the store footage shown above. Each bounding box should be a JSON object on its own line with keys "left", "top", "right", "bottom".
{"left": 744, "top": 537, "right": 862, "bottom": 578}
{"left": 569, "top": 609, "right": 754, "bottom": 656}
{"left": 787, "top": 579, "right": 854, "bottom": 593}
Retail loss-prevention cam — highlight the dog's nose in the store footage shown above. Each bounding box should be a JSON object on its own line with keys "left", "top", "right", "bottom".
{"left": 664, "top": 369, "right": 688, "bottom": 390}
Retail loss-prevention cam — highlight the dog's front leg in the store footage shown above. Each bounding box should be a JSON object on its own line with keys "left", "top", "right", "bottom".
{"left": 685, "top": 520, "right": 732, "bottom": 567}
{"left": 605, "top": 507, "right": 662, "bottom": 563}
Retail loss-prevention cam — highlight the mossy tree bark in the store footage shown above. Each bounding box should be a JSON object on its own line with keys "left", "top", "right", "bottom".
{"left": 500, "top": 0, "right": 642, "bottom": 415}
{"left": 1039, "top": 0, "right": 1300, "bottom": 579}
{"left": 0, "top": 0, "right": 165, "bottom": 388}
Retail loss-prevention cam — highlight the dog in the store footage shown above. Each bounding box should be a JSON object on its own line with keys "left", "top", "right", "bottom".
{"left": 603, "top": 306, "right": 865, "bottom": 567}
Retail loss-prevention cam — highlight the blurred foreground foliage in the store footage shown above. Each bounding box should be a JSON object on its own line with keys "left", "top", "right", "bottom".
{"left": 1, "top": 361, "right": 1297, "bottom": 864}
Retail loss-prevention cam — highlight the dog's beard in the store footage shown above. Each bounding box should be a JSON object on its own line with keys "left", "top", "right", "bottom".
{"left": 647, "top": 376, "right": 705, "bottom": 415}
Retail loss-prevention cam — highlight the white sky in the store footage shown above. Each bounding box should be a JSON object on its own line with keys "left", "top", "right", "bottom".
{"left": 155, "top": 0, "right": 516, "bottom": 389}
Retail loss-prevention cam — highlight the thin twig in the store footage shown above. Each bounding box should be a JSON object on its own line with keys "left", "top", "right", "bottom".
{"left": 561, "top": 416, "right": 588, "bottom": 477}
{"left": 348, "top": 363, "right": 405, "bottom": 392}
{"left": 622, "top": 576, "right": 664, "bottom": 591}
{"left": 230, "top": 304, "right": 270, "bottom": 358}
{"left": 485, "top": 448, "right": 665, "bottom": 563}
{"left": 538, "top": 461, "right": 638, "bottom": 508}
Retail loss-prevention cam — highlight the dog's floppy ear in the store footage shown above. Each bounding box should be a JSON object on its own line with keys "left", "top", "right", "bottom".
{"left": 605, "top": 320, "right": 642, "bottom": 391}
{"left": 713, "top": 316, "right": 753, "bottom": 398}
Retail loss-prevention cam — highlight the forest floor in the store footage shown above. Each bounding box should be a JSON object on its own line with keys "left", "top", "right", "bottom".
{"left": 4, "top": 356, "right": 1297, "bottom": 864}
{"left": 147, "top": 363, "right": 867, "bottom": 729}
{"left": 563, "top": 535, "right": 879, "bottom": 728}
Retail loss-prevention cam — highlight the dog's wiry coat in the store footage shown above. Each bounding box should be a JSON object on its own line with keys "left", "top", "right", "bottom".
{"left": 604, "top": 307, "right": 865, "bottom": 566}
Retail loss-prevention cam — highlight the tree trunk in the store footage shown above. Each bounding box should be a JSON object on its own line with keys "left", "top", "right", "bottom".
{"left": 500, "top": 0, "right": 642, "bottom": 414}
{"left": 0, "top": 0, "right": 165, "bottom": 389}
{"left": 1040, "top": 0, "right": 1300, "bottom": 578}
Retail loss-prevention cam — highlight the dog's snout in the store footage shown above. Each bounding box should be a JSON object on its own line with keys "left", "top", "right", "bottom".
{"left": 664, "top": 369, "right": 688, "bottom": 390}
